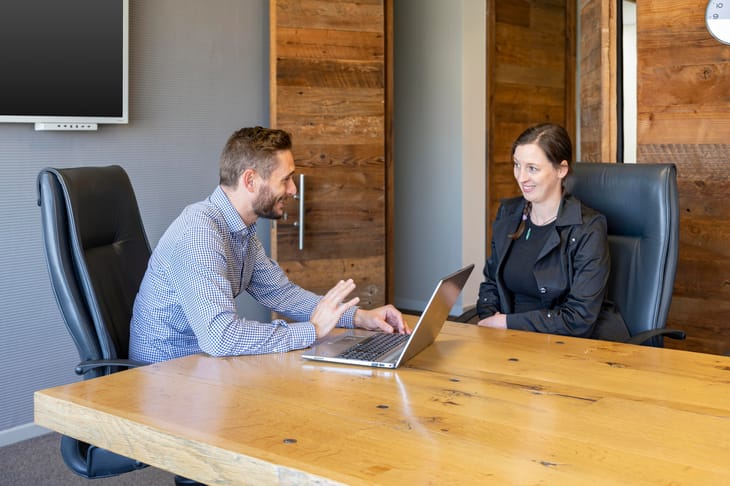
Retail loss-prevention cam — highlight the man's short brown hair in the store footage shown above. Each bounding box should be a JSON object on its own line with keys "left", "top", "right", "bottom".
{"left": 219, "top": 127, "right": 292, "bottom": 187}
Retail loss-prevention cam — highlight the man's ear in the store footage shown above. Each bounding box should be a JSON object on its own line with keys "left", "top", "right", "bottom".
{"left": 240, "top": 169, "right": 257, "bottom": 192}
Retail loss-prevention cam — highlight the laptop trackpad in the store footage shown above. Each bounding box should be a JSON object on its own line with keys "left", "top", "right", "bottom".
{"left": 309, "top": 330, "right": 374, "bottom": 357}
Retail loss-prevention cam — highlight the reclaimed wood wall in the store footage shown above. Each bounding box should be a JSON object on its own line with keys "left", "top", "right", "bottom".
{"left": 579, "top": 0, "right": 617, "bottom": 162}
{"left": 637, "top": 0, "right": 730, "bottom": 355}
{"left": 487, "top": 0, "right": 575, "bottom": 239}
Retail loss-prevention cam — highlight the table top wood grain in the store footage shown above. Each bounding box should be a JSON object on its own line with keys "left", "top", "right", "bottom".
{"left": 35, "top": 318, "right": 730, "bottom": 485}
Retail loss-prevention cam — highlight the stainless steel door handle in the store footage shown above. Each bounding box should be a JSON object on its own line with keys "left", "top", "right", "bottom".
{"left": 292, "top": 173, "right": 304, "bottom": 250}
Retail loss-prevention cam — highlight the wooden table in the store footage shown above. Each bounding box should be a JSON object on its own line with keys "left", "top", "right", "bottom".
{"left": 35, "top": 318, "right": 730, "bottom": 485}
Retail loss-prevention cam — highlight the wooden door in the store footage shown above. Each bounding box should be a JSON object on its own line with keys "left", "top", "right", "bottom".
{"left": 270, "top": 0, "right": 391, "bottom": 307}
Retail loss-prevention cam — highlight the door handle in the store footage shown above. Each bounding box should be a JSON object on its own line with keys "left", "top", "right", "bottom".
{"left": 292, "top": 173, "right": 304, "bottom": 250}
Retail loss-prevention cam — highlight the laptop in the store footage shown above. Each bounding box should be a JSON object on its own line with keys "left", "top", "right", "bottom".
{"left": 301, "top": 264, "right": 474, "bottom": 369}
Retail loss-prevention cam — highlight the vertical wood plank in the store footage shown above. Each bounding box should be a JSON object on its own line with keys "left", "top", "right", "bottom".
{"left": 578, "top": 0, "right": 618, "bottom": 162}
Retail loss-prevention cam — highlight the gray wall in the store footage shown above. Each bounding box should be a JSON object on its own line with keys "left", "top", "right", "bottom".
{"left": 393, "top": 0, "right": 486, "bottom": 314}
{"left": 0, "top": 0, "right": 271, "bottom": 445}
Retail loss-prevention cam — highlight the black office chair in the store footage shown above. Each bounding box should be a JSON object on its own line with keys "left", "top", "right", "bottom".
{"left": 565, "top": 162, "right": 686, "bottom": 347}
{"left": 37, "top": 166, "right": 150, "bottom": 478}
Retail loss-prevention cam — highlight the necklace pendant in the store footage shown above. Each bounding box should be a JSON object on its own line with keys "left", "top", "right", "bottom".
{"left": 525, "top": 227, "right": 531, "bottom": 240}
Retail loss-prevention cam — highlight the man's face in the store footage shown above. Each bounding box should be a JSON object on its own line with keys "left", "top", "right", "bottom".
{"left": 252, "top": 150, "right": 297, "bottom": 220}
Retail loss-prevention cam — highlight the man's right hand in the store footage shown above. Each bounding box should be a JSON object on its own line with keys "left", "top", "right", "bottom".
{"left": 310, "top": 279, "right": 360, "bottom": 338}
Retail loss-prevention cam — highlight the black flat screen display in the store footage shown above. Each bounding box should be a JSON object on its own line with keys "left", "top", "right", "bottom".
{"left": 0, "top": 0, "right": 126, "bottom": 121}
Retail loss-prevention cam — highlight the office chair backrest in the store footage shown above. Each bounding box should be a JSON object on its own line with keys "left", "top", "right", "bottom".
{"left": 564, "top": 162, "right": 679, "bottom": 346}
{"left": 37, "top": 166, "right": 151, "bottom": 377}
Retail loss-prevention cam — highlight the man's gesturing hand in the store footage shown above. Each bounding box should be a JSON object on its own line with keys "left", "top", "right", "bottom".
{"left": 310, "top": 279, "right": 360, "bottom": 338}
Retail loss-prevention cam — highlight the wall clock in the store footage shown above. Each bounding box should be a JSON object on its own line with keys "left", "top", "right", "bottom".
{"left": 706, "top": 1, "right": 730, "bottom": 44}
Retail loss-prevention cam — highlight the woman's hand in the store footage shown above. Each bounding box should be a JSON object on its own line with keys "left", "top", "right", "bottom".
{"left": 477, "top": 312, "right": 507, "bottom": 329}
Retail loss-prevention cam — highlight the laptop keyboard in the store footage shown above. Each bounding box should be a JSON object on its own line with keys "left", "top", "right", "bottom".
{"left": 336, "top": 333, "right": 410, "bottom": 361}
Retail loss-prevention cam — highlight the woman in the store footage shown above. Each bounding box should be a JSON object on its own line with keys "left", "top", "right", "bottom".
{"left": 476, "top": 123, "right": 610, "bottom": 337}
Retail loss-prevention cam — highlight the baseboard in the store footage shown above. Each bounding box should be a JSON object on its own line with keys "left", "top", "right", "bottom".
{"left": 0, "top": 423, "right": 52, "bottom": 447}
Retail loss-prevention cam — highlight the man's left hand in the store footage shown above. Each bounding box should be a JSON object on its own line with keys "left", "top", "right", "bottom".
{"left": 354, "top": 305, "right": 411, "bottom": 334}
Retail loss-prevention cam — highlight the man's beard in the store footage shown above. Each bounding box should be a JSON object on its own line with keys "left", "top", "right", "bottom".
{"left": 253, "top": 183, "right": 286, "bottom": 220}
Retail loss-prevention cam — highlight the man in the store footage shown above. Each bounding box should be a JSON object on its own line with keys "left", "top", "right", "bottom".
{"left": 130, "top": 127, "right": 407, "bottom": 363}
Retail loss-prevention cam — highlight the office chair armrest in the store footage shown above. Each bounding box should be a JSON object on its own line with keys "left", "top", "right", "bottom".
{"left": 453, "top": 306, "right": 478, "bottom": 323}
{"left": 627, "top": 328, "right": 687, "bottom": 346}
{"left": 75, "top": 359, "right": 146, "bottom": 375}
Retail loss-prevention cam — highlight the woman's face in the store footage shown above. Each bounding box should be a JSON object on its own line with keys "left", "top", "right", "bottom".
{"left": 512, "top": 143, "right": 568, "bottom": 205}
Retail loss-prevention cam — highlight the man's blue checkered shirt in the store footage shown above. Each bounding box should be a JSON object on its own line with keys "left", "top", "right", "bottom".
{"left": 129, "top": 186, "right": 355, "bottom": 363}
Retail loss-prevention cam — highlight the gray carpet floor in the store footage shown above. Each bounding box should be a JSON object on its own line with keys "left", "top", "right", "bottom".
{"left": 0, "top": 432, "right": 177, "bottom": 485}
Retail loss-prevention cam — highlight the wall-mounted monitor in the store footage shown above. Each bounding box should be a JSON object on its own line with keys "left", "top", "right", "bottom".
{"left": 0, "top": 0, "right": 128, "bottom": 131}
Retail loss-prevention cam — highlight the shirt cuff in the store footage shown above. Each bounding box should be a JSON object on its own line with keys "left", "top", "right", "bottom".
{"left": 288, "top": 321, "right": 317, "bottom": 350}
{"left": 505, "top": 313, "right": 528, "bottom": 331}
{"left": 339, "top": 306, "right": 358, "bottom": 329}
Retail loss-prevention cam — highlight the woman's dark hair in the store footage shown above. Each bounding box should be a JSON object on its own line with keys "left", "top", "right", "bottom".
{"left": 508, "top": 123, "right": 573, "bottom": 240}
{"left": 511, "top": 123, "right": 572, "bottom": 174}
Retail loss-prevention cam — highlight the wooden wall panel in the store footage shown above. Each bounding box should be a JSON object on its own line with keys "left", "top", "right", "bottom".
{"left": 487, "top": 0, "right": 575, "bottom": 239}
{"left": 637, "top": 0, "right": 730, "bottom": 355}
{"left": 578, "top": 0, "right": 617, "bottom": 162}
